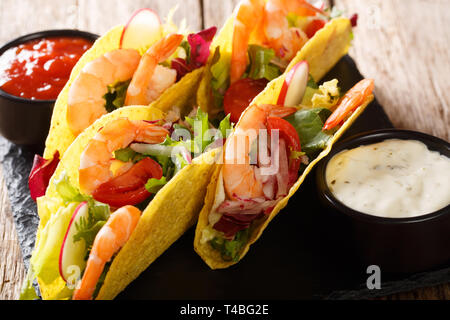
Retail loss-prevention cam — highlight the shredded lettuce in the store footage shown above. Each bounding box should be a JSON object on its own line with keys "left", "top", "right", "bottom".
{"left": 30, "top": 202, "right": 79, "bottom": 285}
{"left": 114, "top": 148, "right": 144, "bottom": 163}
{"left": 209, "top": 228, "right": 250, "bottom": 262}
{"left": 217, "top": 113, "right": 233, "bottom": 139}
{"left": 185, "top": 108, "right": 213, "bottom": 153}
{"left": 103, "top": 80, "right": 131, "bottom": 113}
{"left": 53, "top": 173, "right": 110, "bottom": 255}
{"left": 19, "top": 268, "right": 39, "bottom": 300}
{"left": 302, "top": 79, "right": 340, "bottom": 109}
{"left": 145, "top": 176, "right": 168, "bottom": 193}
{"left": 180, "top": 40, "right": 191, "bottom": 64}
{"left": 210, "top": 47, "right": 230, "bottom": 108}
{"left": 247, "top": 45, "right": 281, "bottom": 81}
{"left": 54, "top": 173, "right": 84, "bottom": 203}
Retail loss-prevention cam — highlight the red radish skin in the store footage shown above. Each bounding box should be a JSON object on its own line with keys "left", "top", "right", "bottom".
{"left": 277, "top": 61, "right": 309, "bottom": 107}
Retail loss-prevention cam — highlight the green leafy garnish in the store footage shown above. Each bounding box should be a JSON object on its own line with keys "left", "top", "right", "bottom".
{"left": 73, "top": 199, "right": 110, "bottom": 254}
{"left": 307, "top": 76, "right": 319, "bottom": 89}
{"left": 180, "top": 40, "right": 191, "bottom": 64}
{"left": 217, "top": 113, "right": 233, "bottom": 139}
{"left": 145, "top": 176, "right": 168, "bottom": 193}
{"left": 114, "top": 148, "right": 146, "bottom": 163}
{"left": 103, "top": 80, "right": 131, "bottom": 113}
{"left": 286, "top": 108, "right": 334, "bottom": 158}
{"left": 210, "top": 47, "right": 230, "bottom": 108}
{"left": 54, "top": 173, "right": 85, "bottom": 203}
{"left": 185, "top": 108, "right": 213, "bottom": 153}
{"left": 19, "top": 268, "right": 40, "bottom": 300}
{"left": 247, "top": 45, "right": 281, "bottom": 81}
{"left": 209, "top": 228, "right": 250, "bottom": 262}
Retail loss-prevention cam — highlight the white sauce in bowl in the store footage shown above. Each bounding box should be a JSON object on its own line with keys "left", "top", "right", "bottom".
{"left": 325, "top": 139, "right": 450, "bottom": 218}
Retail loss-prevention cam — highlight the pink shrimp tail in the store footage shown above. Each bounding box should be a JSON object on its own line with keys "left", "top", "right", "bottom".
{"left": 72, "top": 206, "right": 141, "bottom": 300}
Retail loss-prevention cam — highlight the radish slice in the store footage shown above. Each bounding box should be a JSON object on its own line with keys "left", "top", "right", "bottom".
{"left": 277, "top": 61, "right": 309, "bottom": 107}
{"left": 59, "top": 202, "right": 89, "bottom": 283}
{"left": 120, "top": 8, "right": 162, "bottom": 50}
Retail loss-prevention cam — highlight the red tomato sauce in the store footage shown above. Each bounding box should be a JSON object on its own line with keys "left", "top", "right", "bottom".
{"left": 0, "top": 36, "right": 93, "bottom": 100}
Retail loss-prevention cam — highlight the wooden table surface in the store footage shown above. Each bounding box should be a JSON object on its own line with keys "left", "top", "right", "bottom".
{"left": 0, "top": 0, "right": 449, "bottom": 300}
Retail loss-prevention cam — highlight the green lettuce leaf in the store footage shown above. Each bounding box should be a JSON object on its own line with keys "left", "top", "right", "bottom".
{"left": 114, "top": 148, "right": 146, "bottom": 163}
{"left": 185, "top": 108, "right": 213, "bottom": 153}
{"left": 73, "top": 198, "right": 110, "bottom": 253}
{"left": 145, "top": 176, "right": 168, "bottom": 193}
{"left": 217, "top": 113, "right": 233, "bottom": 139}
{"left": 209, "top": 228, "right": 250, "bottom": 262}
{"left": 210, "top": 47, "right": 230, "bottom": 108}
{"left": 103, "top": 80, "right": 131, "bottom": 113}
{"left": 286, "top": 108, "right": 334, "bottom": 158}
{"left": 54, "top": 173, "right": 85, "bottom": 203}
{"left": 19, "top": 268, "right": 40, "bottom": 300}
{"left": 30, "top": 202, "right": 79, "bottom": 285}
{"left": 247, "top": 45, "right": 281, "bottom": 81}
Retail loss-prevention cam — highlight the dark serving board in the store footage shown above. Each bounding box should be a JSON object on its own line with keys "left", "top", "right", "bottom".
{"left": 1, "top": 56, "right": 448, "bottom": 300}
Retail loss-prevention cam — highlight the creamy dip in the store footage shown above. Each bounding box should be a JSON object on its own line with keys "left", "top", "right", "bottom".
{"left": 325, "top": 139, "right": 450, "bottom": 218}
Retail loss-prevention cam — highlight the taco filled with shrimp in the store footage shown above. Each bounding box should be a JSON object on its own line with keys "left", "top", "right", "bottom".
{"left": 197, "top": 0, "right": 356, "bottom": 122}
{"left": 25, "top": 99, "right": 233, "bottom": 299}
{"left": 29, "top": 9, "right": 218, "bottom": 201}
{"left": 194, "top": 56, "right": 375, "bottom": 268}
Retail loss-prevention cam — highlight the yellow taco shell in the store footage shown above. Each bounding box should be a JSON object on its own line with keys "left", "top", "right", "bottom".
{"left": 33, "top": 104, "right": 218, "bottom": 299}
{"left": 44, "top": 23, "right": 204, "bottom": 160}
{"left": 194, "top": 94, "right": 373, "bottom": 269}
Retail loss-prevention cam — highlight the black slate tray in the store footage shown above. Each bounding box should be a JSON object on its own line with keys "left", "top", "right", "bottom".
{"left": 1, "top": 56, "right": 448, "bottom": 300}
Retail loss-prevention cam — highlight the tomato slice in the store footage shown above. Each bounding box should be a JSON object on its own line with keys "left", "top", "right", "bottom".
{"left": 266, "top": 116, "right": 301, "bottom": 185}
{"left": 223, "top": 78, "right": 268, "bottom": 123}
{"left": 305, "top": 19, "right": 326, "bottom": 38}
{"left": 92, "top": 157, "right": 163, "bottom": 207}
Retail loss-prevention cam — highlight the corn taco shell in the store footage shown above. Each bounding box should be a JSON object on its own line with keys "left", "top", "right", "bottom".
{"left": 44, "top": 23, "right": 204, "bottom": 160}
{"left": 32, "top": 104, "right": 218, "bottom": 299}
{"left": 194, "top": 58, "right": 374, "bottom": 269}
{"left": 197, "top": 15, "right": 352, "bottom": 116}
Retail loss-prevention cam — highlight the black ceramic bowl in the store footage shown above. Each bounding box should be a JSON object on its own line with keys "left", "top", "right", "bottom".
{"left": 0, "top": 29, "right": 98, "bottom": 147}
{"left": 316, "top": 129, "right": 450, "bottom": 274}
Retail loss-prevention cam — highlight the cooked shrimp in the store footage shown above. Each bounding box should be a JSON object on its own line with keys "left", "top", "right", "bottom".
{"left": 230, "top": 0, "right": 325, "bottom": 83}
{"left": 323, "top": 79, "right": 374, "bottom": 130}
{"left": 67, "top": 49, "right": 141, "bottom": 136}
{"left": 79, "top": 118, "right": 169, "bottom": 194}
{"left": 125, "top": 33, "right": 183, "bottom": 106}
{"left": 230, "top": 0, "right": 265, "bottom": 84}
{"left": 223, "top": 104, "right": 297, "bottom": 200}
{"left": 264, "top": 0, "right": 325, "bottom": 60}
{"left": 72, "top": 205, "right": 141, "bottom": 300}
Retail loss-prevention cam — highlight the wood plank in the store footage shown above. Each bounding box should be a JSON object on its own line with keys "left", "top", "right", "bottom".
{"left": 77, "top": 0, "right": 202, "bottom": 35}
{"left": 0, "top": 0, "right": 78, "bottom": 43}
{"left": 0, "top": 166, "right": 25, "bottom": 300}
{"left": 202, "top": 0, "right": 240, "bottom": 28}
{"left": 335, "top": 0, "right": 449, "bottom": 141}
